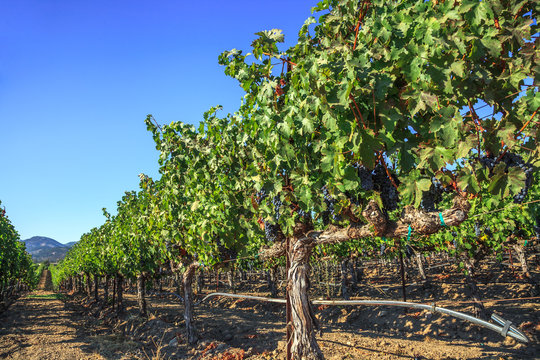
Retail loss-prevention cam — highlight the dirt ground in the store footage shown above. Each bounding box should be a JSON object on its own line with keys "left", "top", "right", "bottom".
{"left": 0, "top": 290, "right": 145, "bottom": 360}
{"left": 1, "top": 259, "right": 539, "bottom": 360}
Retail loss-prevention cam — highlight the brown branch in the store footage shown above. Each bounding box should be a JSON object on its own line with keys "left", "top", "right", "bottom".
{"left": 315, "top": 197, "right": 471, "bottom": 245}
{"left": 518, "top": 107, "right": 539, "bottom": 134}
{"left": 496, "top": 106, "right": 539, "bottom": 163}
{"left": 259, "top": 241, "right": 286, "bottom": 260}
{"left": 353, "top": 1, "right": 370, "bottom": 50}
{"left": 349, "top": 94, "right": 367, "bottom": 129}
{"left": 468, "top": 100, "right": 483, "bottom": 155}
{"left": 378, "top": 152, "right": 399, "bottom": 190}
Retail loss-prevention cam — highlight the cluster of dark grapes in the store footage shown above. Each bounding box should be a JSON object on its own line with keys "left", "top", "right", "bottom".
{"left": 420, "top": 178, "right": 445, "bottom": 212}
{"left": 273, "top": 196, "right": 283, "bottom": 220}
{"left": 513, "top": 163, "right": 533, "bottom": 203}
{"left": 264, "top": 221, "right": 280, "bottom": 242}
{"left": 322, "top": 186, "right": 341, "bottom": 224}
{"left": 297, "top": 208, "right": 311, "bottom": 221}
{"left": 255, "top": 189, "right": 268, "bottom": 205}
{"left": 500, "top": 153, "right": 533, "bottom": 204}
{"left": 451, "top": 231, "right": 458, "bottom": 248}
{"left": 372, "top": 165, "right": 399, "bottom": 211}
{"left": 474, "top": 222, "right": 481, "bottom": 237}
{"left": 345, "top": 164, "right": 374, "bottom": 205}
{"left": 380, "top": 243, "right": 386, "bottom": 255}
{"left": 354, "top": 163, "right": 374, "bottom": 191}
{"left": 477, "top": 152, "right": 534, "bottom": 204}
{"left": 478, "top": 154, "right": 496, "bottom": 170}
{"left": 217, "top": 242, "right": 237, "bottom": 261}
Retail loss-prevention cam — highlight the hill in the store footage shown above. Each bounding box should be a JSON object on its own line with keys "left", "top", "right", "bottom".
{"left": 20, "top": 236, "right": 75, "bottom": 263}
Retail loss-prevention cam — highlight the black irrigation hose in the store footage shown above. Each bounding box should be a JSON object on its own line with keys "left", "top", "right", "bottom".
{"left": 197, "top": 292, "right": 530, "bottom": 343}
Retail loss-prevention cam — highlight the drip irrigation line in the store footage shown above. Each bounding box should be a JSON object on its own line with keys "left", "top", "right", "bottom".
{"left": 196, "top": 292, "right": 530, "bottom": 343}
{"left": 435, "top": 296, "right": 540, "bottom": 305}
{"left": 196, "top": 292, "right": 286, "bottom": 306}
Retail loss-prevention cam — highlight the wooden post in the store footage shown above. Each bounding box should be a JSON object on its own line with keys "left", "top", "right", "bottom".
{"left": 399, "top": 252, "right": 407, "bottom": 303}
{"left": 286, "top": 236, "right": 292, "bottom": 360}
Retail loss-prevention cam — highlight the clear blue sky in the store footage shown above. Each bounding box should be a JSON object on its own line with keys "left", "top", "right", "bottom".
{"left": 0, "top": 0, "right": 317, "bottom": 244}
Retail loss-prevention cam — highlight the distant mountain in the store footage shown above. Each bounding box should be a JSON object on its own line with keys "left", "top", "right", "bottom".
{"left": 20, "top": 236, "right": 75, "bottom": 263}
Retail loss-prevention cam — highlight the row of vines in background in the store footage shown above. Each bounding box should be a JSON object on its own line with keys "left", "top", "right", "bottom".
{"left": 0, "top": 200, "right": 37, "bottom": 311}
{"left": 51, "top": 0, "right": 539, "bottom": 359}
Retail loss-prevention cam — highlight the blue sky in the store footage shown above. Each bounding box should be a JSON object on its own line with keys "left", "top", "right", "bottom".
{"left": 0, "top": 0, "right": 316, "bottom": 244}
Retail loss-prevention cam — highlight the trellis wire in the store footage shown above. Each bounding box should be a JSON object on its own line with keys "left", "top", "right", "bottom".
{"left": 197, "top": 292, "right": 530, "bottom": 343}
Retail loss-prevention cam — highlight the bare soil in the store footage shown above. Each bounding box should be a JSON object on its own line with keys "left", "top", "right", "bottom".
{"left": 1, "top": 258, "right": 539, "bottom": 360}
{"left": 0, "top": 290, "right": 145, "bottom": 360}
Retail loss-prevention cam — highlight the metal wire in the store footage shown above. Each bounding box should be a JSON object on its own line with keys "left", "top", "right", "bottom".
{"left": 197, "top": 292, "right": 530, "bottom": 343}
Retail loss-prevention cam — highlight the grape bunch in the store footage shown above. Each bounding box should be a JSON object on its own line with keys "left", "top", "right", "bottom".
{"left": 499, "top": 153, "right": 533, "bottom": 204}
{"left": 264, "top": 221, "right": 280, "bottom": 242}
{"left": 451, "top": 231, "right": 458, "bottom": 248}
{"left": 513, "top": 162, "right": 533, "bottom": 204}
{"left": 474, "top": 222, "right": 481, "bottom": 237}
{"left": 372, "top": 165, "right": 399, "bottom": 211}
{"left": 380, "top": 243, "right": 386, "bottom": 256}
{"left": 255, "top": 189, "right": 268, "bottom": 205}
{"left": 297, "top": 208, "right": 311, "bottom": 221}
{"left": 273, "top": 196, "right": 283, "bottom": 220}
{"left": 322, "top": 186, "right": 341, "bottom": 223}
{"left": 477, "top": 152, "right": 534, "bottom": 204}
{"left": 345, "top": 164, "right": 375, "bottom": 205}
{"left": 501, "top": 152, "right": 524, "bottom": 168}
{"left": 217, "top": 242, "right": 237, "bottom": 261}
{"left": 420, "top": 178, "right": 444, "bottom": 212}
{"left": 355, "top": 163, "right": 374, "bottom": 191}
{"left": 478, "top": 154, "right": 496, "bottom": 171}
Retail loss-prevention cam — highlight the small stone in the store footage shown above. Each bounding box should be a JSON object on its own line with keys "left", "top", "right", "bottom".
{"left": 378, "top": 310, "right": 388, "bottom": 317}
{"left": 169, "top": 338, "right": 178, "bottom": 346}
{"left": 503, "top": 337, "right": 516, "bottom": 347}
{"left": 223, "top": 333, "right": 233, "bottom": 341}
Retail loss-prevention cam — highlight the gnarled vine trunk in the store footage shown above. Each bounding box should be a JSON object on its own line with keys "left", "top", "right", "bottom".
{"left": 416, "top": 253, "right": 427, "bottom": 281}
{"left": 196, "top": 269, "right": 203, "bottom": 294}
{"left": 463, "top": 259, "right": 486, "bottom": 319}
{"left": 183, "top": 262, "right": 198, "bottom": 345}
{"left": 227, "top": 269, "right": 235, "bottom": 293}
{"left": 103, "top": 275, "right": 109, "bottom": 306}
{"left": 111, "top": 275, "right": 116, "bottom": 310}
{"left": 93, "top": 274, "right": 99, "bottom": 302}
{"left": 116, "top": 275, "right": 124, "bottom": 314}
{"left": 137, "top": 274, "right": 147, "bottom": 317}
{"left": 85, "top": 272, "right": 92, "bottom": 298}
{"left": 288, "top": 235, "right": 323, "bottom": 360}
{"left": 267, "top": 266, "right": 278, "bottom": 298}
{"left": 512, "top": 244, "right": 539, "bottom": 295}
